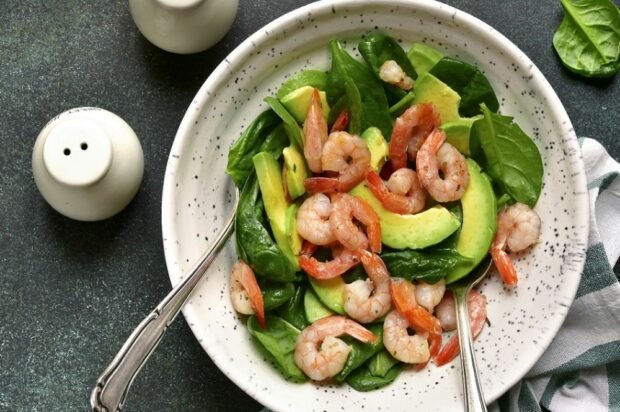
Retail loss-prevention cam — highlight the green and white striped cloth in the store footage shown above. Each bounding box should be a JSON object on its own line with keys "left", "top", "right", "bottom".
{"left": 259, "top": 138, "right": 620, "bottom": 412}
{"left": 491, "top": 138, "right": 620, "bottom": 412}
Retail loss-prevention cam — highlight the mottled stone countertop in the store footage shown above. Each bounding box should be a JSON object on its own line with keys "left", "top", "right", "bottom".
{"left": 0, "top": 0, "right": 617, "bottom": 411}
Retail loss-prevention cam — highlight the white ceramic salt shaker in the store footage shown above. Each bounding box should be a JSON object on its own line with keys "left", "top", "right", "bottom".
{"left": 129, "top": 0, "right": 239, "bottom": 54}
{"left": 32, "top": 107, "right": 144, "bottom": 221}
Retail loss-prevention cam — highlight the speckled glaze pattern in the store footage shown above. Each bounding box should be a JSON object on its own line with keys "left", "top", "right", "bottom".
{"left": 161, "top": 1, "right": 588, "bottom": 411}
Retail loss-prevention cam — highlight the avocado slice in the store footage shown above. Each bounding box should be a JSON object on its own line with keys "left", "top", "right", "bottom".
{"left": 308, "top": 276, "right": 346, "bottom": 315}
{"left": 445, "top": 159, "right": 497, "bottom": 283}
{"left": 285, "top": 203, "right": 302, "bottom": 256}
{"left": 407, "top": 43, "right": 444, "bottom": 76}
{"left": 282, "top": 145, "right": 310, "bottom": 200}
{"left": 440, "top": 116, "right": 482, "bottom": 156}
{"left": 253, "top": 152, "right": 299, "bottom": 270}
{"left": 350, "top": 184, "right": 461, "bottom": 250}
{"left": 280, "top": 86, "right": 330, "bottom": 124}
{"left": 304, "top": 287, "right": 335, "bottom": 323}
{"left": 412, "top": 72, "right": 461, "bottom": 123}
{"left": 360, "top": 127, "right": 389, "bottom": 172}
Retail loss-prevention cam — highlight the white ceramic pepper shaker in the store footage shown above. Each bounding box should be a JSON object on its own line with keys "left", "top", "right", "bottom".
{"left": 32, "top": 107, "right": 144, "bottom": 221}
{"left": 129, "top": 0, "right": 239, "bottom": 54}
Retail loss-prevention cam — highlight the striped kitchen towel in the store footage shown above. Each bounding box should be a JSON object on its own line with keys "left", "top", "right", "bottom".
{"left": 492, "top": 138, "right": 620, "bottom": 412}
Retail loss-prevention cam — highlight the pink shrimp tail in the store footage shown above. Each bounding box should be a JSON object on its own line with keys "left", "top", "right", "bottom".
{"left": 304, "top": 177, "right": 339, "bottom": 194}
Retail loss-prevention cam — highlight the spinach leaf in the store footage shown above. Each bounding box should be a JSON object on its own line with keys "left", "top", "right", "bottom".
{"left": 247, "top": 315, "right": 307, "bottom": 382}
{"left": 276, "top": 70, "right": 328, "bottom": 99}
{"left": 235, "top": 173, "right": 298, "bottom": 281}
{"left": 260, "top": 281, "right": 296, "bottom": 311}
{"left": 346, "top": 364, "right": 403, "bottom": 392}
{"left": 226, "top": 110, "right": 283, "bottom": 187}
{"left": 429, "top": 57, "right": 499, "bottom": 117}
{"left": 358, "top": 33, "right": 417, "bottom": 103}
{"left": 389, "top": 91, "right": 416, "bottom": 116}
{"left": 381, "top": 248, "right": 472, "bottom": 283}
{"left": 334, "top": 323, "right": 384, "bottom": 382}
{"left": 367, "top": 349, "right": 400, "bottom": 378}
{"left": 470, "top": 104, "right": 544, "bottom": 207}
{"left": 277, "top": 280, "right": 308, "bottom": 330}
{"left": 326, "top": 40, "right": 393, "bottom": 138}
{"left": 553, "top": 0, "right": 620, "bottom": 78}
{"left": 265, "top": 97, "right": 304, "bottom": 149}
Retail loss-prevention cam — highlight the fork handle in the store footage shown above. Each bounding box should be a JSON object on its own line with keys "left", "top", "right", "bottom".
{"left": 90, "top": 191, "right": 238, "bottom": 412}
{"left": 454, "top": 289, "right": 488, "bottom": 412}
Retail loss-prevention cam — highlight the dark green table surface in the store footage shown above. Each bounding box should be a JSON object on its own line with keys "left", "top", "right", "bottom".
{"left": 1, "top": 1, "right": 618, "bottom": 411}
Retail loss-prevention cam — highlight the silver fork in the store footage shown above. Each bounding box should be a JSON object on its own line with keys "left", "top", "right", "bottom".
{"left": 90, "top": 187, "right": 239, "bottom": 412}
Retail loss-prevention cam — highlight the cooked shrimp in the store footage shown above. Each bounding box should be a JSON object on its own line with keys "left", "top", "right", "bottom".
{"left": 379, "top": 60, "right": 414, "bottom": 91}
{"left": 230, "top": 260, "right": 265, "bottom": 328}
{"left": 294, "top": 315, "right": 377, "bottom": 381}
{"left": 330, "top": 110, "right": 349, "bottom": 133}
{"left": 299, "top": 248, "right": 360, "bottom": 280}
{"left": 435, "top": 290, "right": 487, "bottom": 366}
{"left": 344, "top": 250, "right": 392, "bottom": 323}
{"left": 365, "top": 169, "right": 427, "bottom": 214}
{"left": 383, "top": 310, "right": 430, "bottom": 364}
{"left": 415, "top": 279, "right": 446, "bottom": 312}
{"left": 304, "top": 131, "right": 371, "bottom": 193}
{"left": 416, "top": 128, "right": 469, "bottom": 202}
{"left": 303, "top": 88, "right": 329, "bottom": 173}
{"left": 389, "top": 103, "right": 440, "bottom": 170}
{"left": 491, "top": 203, "right": 541, "bottom": 285}
{"left": 434, "top": 291, "right": 456, "bottom": 331}
{"left": 330, "top": 193, "right": 382, "bottom": 253}
{"left": 296, "top": 193, "right": 336, "bottom": 246}
{"left": 389, "top": 278, "right": 442, "bottom": 335}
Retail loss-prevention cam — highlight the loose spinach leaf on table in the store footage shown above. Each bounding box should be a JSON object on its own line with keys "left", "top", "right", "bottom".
{"left": 326, "top": 40, "right": 393, "bottom": 138}
{"left": 381, "top": 248, "right": 472, "bottom": 283}
{"left": 247, "top": 315, "right": 307, "bottom": 382}
{"left": 226, "top": 110, "right": 284, "bottom": 188}
{"left": 334, "top": 323, "right": 384, "bottom": 382}
{"left": 276, "top": 70, "right": 328, "bottom": 99}
{"left": 470, "top": 104, "right": 544, "bottom": 207}
{"left": 358, "top": 33, "right": 417, "bottom": 104}
{"left": 429, "top": 57, "right": 499, "bottom": 117}
{"left": 235, "top": 173, "right": 298, "bottom": 281}
{"left": 553, "top": 0, "right": 620, "bottom": 78}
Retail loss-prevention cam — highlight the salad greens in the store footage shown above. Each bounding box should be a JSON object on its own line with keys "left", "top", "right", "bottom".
{"left": 359, "top": 33, "right": 418, "bottom": 103}
{"left": 553, "top": 0, "right": 620, "bottom": 78}
{"left": 470, "top": 104, "right": 544, "bottom": 207}
{"left": 226, "top": 33, "right": 544, "bottom": 392}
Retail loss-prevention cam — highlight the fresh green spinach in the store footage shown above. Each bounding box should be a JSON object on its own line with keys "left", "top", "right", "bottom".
{"left": 334, "top": 323, "right": 384, "bottom": 382}
{"left": 276, "top": 70, "right": 328, "bottom": 99}
{"left": 429, "top": 57, "right": 499, "bottom": 117}
{"left": 277, "top": 280, "right": 308, "bottom": 330}
{"left": 265, "top": 97, "right": 304, "bottom": 149}
{"left": 553, "top": 0, "right": 620, "bottom": 78}
{"left": 470, "top": 104, "right": 544, "bottom": 207}
{"left": 326, "top": 40, "right": 393, "bottom": 138}
{"left": 346, "top": 364, "right": 403, "bottom": 391}
{"left": 358, "top": 33, "right": 417, "bottom": 103}
{"left": 381, "top": 248, "right": 472, "bottom": 283}
{"left": 260, "top": 281, "right": 296, "bottom": 311}
{"left": 389, "top": 91, "right": 416, "bottom": 116}
{"left": 367, "top": 349, "right": 400, "bottom": 378}
{"left": 235, "top": 173, "right": 298, "bottom": 281}
{"left": 226, "top": 110, "right": 284, "bottom": 188}
{"left": 247, "top": 315, "right": 307, "bottom": 382}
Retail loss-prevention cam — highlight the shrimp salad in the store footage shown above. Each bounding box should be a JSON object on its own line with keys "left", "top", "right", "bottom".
{"left": 225, "top": 34, "right": 544, "bottom": 391}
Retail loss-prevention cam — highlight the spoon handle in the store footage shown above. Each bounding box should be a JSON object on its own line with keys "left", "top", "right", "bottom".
{"left": 90, "top": 188, "right": 238, "bottom": 412}
{"left": 455, "top": 289, "right": 488, "bottom": 412}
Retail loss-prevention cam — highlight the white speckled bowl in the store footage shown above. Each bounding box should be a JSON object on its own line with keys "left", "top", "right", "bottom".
{"left": 161, "top": 1, "right": 588, "bottom": 410}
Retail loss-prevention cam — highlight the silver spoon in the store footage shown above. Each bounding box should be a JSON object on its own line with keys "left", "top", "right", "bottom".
{"left": 448, "top": 255, "right": 492, "bottom": 412}
{"left": 90, "top": 187, "right": 239, "bottom": 412}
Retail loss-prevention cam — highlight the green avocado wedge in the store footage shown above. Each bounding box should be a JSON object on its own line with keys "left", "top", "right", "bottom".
{"left": 308, "top": 276, "right": 346, "bottom": 315}
{"left": 280, "top": 85, "right": 330, "bottom": 123}
{"left": 350, "top": 184, "right": 461, "bottom": 250}
{"left": 412, "top": 72, "right": 461, "bottom": 123}
{"left": 445, "top": 159, "right": 497, "bottom": 283}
